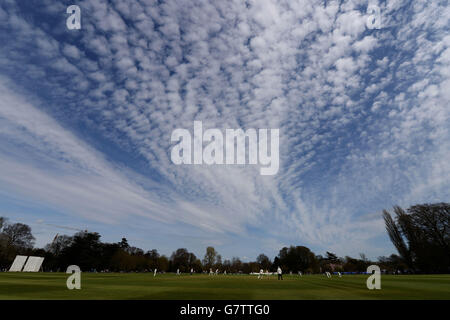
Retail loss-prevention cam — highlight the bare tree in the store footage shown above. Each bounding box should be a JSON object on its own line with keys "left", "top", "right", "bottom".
{"left": 3, "top": 223, "right": 35, "bottom": 249}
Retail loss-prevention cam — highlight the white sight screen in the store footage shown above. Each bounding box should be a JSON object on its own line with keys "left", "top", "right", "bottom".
{"left": 22, "top": 256, "right": 44, "bottom": 272}
{"left": 9, "top": 255, "right": 28, "bottom": 272}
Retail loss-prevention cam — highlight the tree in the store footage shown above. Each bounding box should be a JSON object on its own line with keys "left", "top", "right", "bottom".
{"left": 0, "top": 217, "right": 7, "bottom": 247}
{"left": 383, "top": 203, "right": 450, "bottom": 273}
{"left": 214, "top": 254, "right": 222, "bottom": 269}
{"left": 191, "top": 258, "right": 203, "bottom": 272}
{"left": 278, "top": 246, "right": 317, "bottom": 272}
{"left": 0, "top": 217, "right": 5, "bottom": 231}
{"left": 256, "top": 254, "right": 271, "bottom": 270}
{"left": 318, "top": 251, "right": 343, "bottom": 272}
{"left": 223, "top": 259, "right": 231, "bottom": 273}
{"left": 98, "top": 242, "right": 121, "bottom": 271}
{"left": 203, "top": 246, "right": 218, "bottom": 269}
{"left": 45, "top": 234, "right": 73, "bottom": 255}
{"left": 145, "top": 249, "right": 160, "bottom": 270}
{"left": 111, "top": 249, "right": 135, "bottom": 271}
{"left": 3, "top": 222, "right": 35, "bottom": 249}
{"left": 59, "top": 232, "right": 102, "bottom": 271}
{"left": 383, "top": 208, "right": 413, "bottom": 268}
{"left": 359, "top": 253, "right": 368, "bottom": 263}
{"left": 170, "top": 248, "right": 194, "bottom": 272}
{"left": 408, "top": 203, "right": 450, "bottom": 258}
{"left": 0, "top": 217, "right": 9, "bottom": 268}
{"left": 231, "top": 257, "right": 242, "bottom": 273}
{"left": 325, "top": 252, "right": 340, "bottom": 263}
{"left": 272, "top": 256, "right": 280, "bottom": 271}
{"left": 0, "top": 220, "right": 35, "bottom": 269}
{"left": 377, "top": 254, "right": 408, "bottom": 273}
{"left": 119, "top": 238, "right": 130, "bottom": 251}
{"left": 157, "top": 255, "right": 169, "bottom": 272}
{"left": 342, "top": 256, "right": 367, "bottom": 272}
{"left": 242, "top": 261, "right": 258, "bottom": 273}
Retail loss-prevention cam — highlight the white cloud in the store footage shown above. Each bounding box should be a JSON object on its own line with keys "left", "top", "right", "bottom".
{"left": 0, "top": 0, "right": 448, "bottom": 258}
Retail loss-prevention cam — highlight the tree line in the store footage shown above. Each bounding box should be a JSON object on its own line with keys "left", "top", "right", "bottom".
{"left": 0, "top": 203, "right": 448, "bottom": 273}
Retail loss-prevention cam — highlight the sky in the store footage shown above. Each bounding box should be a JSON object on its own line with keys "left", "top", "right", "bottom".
{"left": 0, "top": 0, "right": 448, "bottom": 262}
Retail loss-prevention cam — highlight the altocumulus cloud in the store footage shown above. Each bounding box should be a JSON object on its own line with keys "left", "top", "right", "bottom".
{"left": 0, "top": 0, "right": 448, "bottom": 258}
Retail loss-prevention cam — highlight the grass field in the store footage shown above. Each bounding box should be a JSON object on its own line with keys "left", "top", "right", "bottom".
{"left": 0, "top": 273, "right": 449, "bottom": 300}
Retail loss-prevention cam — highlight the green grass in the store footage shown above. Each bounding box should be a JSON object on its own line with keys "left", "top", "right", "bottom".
{"left": 0, "top": 273, "right": 449, "bottom": 300}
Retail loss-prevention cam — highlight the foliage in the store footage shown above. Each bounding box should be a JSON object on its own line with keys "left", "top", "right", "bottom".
{"left": 383, "top": 203, "right": 450, "bottom": 273}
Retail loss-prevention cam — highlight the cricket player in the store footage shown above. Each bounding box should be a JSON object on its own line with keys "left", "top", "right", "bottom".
{"left": 258, "top": 269, "right": 264, "bottom": 279}
{"left": 277, "top": 266, "right": 283, "bottom": 280}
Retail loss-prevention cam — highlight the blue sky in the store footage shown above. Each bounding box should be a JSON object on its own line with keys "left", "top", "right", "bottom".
{"left": 0, "top": 0, "right": 449, "bottom": 261}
